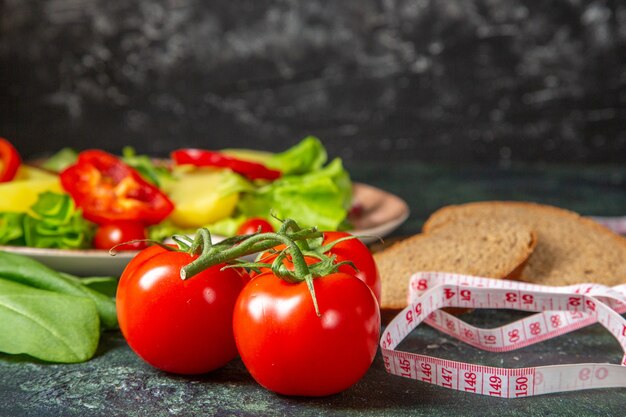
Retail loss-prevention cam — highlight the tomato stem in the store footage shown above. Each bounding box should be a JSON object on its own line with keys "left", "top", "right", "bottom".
{"left": 180, "top": 225, "right": 324, "bottom": 316}
{"left": 278, "top": 219, "right": 311, "bottom": 252}
{"left": 180, "top": 228, "right": 321, "bottom": 280}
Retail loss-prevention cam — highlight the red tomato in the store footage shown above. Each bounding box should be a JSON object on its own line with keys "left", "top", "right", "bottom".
{"left": 236, "top": 218, "right": 274, "bottom": 235}
{"left": 255, "top": 231, "right": 381, "bottom": 305}
{"left": 93, "top": 221, "right": 148, "bottom": 251}
{"left": 321, "top": 232, "right": 381, "bottom": 305}
{"left": 0, "top": 138, "right": 21, "bottom": 183}
{"left": 233, "top": 271, "right": 380, "bottom": 396}
{"left": 116, "top": 247, "right": 246, "bottom": 374}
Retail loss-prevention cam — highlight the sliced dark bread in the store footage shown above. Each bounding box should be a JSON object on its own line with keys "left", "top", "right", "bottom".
{"left": 374, "top": 218, "right": 537, "bottom": 310}
{"left": 424, "top": 201, "right": 626, "bottom": 287}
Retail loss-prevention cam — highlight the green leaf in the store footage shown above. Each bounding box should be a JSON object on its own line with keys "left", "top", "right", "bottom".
{"left": 238, "top": 158, "right": 352, "bottom": 231}
{"left": 0, "top": 278, "right": 99, "bottom": 363}
{"left": 122, "top": 146, "right": 172, "bottom": 187}
{"left": 265, "top": 136, "right": 328, "bottom": 175}
{"left": 0, "top": 212, "right": 25, "bottom": 245}
{"left": 30, "top": 191, "right": 74, "bottom": 224}
{"left": 223, "top": 136, "right": 328, "bottom": 176}
{"left": 40, "top": 148, "right": 78, "bottom": 173}
{"left": 0, "top": 251, "right": 118, "bottom": 330}
{"left": 22, "top": 192, "right": 95, "bottom": 250}
{"left": 79, "top": 277, "right": 119, "bottom": 299}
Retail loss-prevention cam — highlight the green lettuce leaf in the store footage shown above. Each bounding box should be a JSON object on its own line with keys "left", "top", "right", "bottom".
{"left": 264, "top": 136, "right": 328, "bottom": 175}
{"left": 0, "top": 213, "right": 26, "bottom": 245}
{"left": 122, "top": 146, "right": 173, "bottom": 188}
{"left": 22, "top": 192, "right": 95, "bottom": 249}
{"left": 237, "top": 158, "right": 352, "bottom": 231}
{"left": 40, "top": 148, "right": 78, "bottom": 173}
{"left": 224, "top": 136, "right": 328, "bottom": 176}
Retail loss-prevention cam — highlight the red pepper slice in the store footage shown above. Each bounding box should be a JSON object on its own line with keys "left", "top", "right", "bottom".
{"left": 60, "top": 150, "right": 174, "bottom": 225}
{"left": 0, "top": 138, "right": 21, "bottom": 183}
{"left": 171, "top": 149, "right": 281, "bottom": 181}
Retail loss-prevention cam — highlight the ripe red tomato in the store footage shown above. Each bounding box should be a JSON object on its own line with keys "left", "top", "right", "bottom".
{"left": 236, "top": 218, "right": 274, "bottom": 235}
{"left": 233, "top": 271, "right": 380, "bottom": 396}
{"left": 93, "top": 221, "right": 148, "bottom": 251}
{"left": 116, "top": 246, "right": 247, "bottom": 374}
{"left": 321, "top": 232, "right": 381, "bottom": 305}
{"left": 255, "top": 231, "right": 381, "bottom": 305}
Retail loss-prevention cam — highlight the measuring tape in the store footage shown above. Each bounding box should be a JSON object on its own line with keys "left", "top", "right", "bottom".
{"left": 591, "top": 216, "right": 626, "bottom": 235}
{"left": 380, "top": 272, "right": 626, "bottom": 397}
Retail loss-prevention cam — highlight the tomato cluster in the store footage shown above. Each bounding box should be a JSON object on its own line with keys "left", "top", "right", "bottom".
{"left": 116, "top": 229, "right": 381, "bottom": 396}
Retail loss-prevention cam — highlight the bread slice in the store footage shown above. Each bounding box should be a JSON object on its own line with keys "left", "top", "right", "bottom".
{"left": 424, "top": 201, "right": 626, "bottom": 287}
{"left": 375, "top": 218, "right": 537, "bottom": 310}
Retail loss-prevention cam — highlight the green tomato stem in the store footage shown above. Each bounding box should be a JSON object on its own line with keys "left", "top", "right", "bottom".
{"left": 180, "top": 228, "right": 321, "bottom": 280}
{"left": 180, "top": 224, "right": 323, "bottom": 316}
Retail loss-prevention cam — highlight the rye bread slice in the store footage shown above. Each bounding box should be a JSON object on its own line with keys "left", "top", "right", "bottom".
{"left": 424, "top": 201, "right": 626, "bottom": 287}
{"left": 374, "top": 218, "right": 536, "bottom": 310}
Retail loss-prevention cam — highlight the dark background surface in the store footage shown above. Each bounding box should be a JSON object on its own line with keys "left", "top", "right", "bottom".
{"left": 1, "top": 0, "right": 626, "bottom": 164}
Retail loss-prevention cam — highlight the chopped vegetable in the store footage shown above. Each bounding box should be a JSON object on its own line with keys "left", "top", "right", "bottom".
{"left": 121, "top": 146, "right": 172, "bottom": 188}
{"left": 238, "top": 158, "right": 352, "bottom": 231}
{"left": 40, "top": 147, "right": 78, "bottom": 173}
{"left": 172, "top": 149, "right": 282, "bottom": 181}
{"left": 23, "top": 192, "right": 95, "bottom": 249}
{"left": 0, "top": 138, "right": 21, "bottom": 183}
{"left": 0, "top": 192, "right": 94, "bottom": 249}
{"left": 223, "top": 136, "right": 327, "bottom": 175}
{"left": 60, "top": 150, "right": 174, "bottom": 225}
{"left": 0, "top": 166, "right": 62, "bottom": 213}
{"left": 167, "top": 167, "right": 251, "bottom": 228}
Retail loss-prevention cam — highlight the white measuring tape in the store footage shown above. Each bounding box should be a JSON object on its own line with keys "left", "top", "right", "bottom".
{"left": 380, "top": 272, "right": 626, "bottom": 397}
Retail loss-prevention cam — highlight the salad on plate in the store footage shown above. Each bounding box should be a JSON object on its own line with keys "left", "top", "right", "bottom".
{"left": 0, "top": 136, "right": 354, "bottom": 251}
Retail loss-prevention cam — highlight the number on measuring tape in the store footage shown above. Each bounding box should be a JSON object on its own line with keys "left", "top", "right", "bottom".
{"left": 485, "top": 375, "right": 502, "bottom": 397}
{"left": 381, "top": 272, "right": 626, "bottom": 398}
{"left": 529, "top": 321, "right": 542, "bottom": 336}
{"left": 462, "top": 371, "right": 478, "bottom": 393}
{"left": 438, "top": 366, "right": 455, "bottom": 389}
{"left": 513, "top": 375, "right": 529, "bottom": 397}
{"left": 418, "top": 361, "right": 433, "bottom": 384}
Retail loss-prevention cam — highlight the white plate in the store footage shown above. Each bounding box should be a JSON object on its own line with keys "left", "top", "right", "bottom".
{"left": 0, "top": 183, "right": 409, "bottom": 277}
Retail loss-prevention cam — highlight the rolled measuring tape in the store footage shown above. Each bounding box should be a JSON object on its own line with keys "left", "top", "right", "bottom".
{"left": 380, "top": 272, "right": 626, "bottom": 397}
